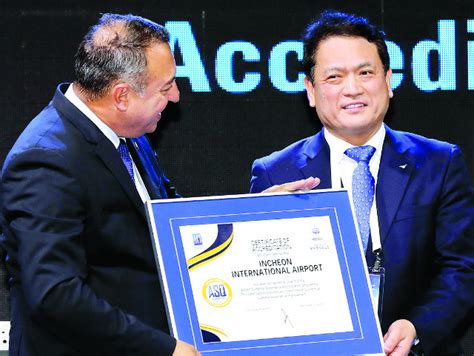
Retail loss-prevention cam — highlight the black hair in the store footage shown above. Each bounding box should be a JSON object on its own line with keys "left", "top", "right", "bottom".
{"left": 302, "top": 10, "right": 389, "bottom": 81}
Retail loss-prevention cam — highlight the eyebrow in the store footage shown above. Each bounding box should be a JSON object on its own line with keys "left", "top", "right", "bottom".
{"left": 161, "top": 76, "right": 176, "bottom": 89}
{"left": 323, "top": 61, "right": 375, "bottom": 74}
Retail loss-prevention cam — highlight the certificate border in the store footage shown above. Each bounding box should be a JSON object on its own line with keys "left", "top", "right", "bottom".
{"left": 146, "top": 189, "right": 384, "bottom": 355}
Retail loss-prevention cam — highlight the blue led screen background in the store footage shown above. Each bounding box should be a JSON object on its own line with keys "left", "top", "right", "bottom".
{"left": 1, "top": 0, "right": 473, "bottom": 197}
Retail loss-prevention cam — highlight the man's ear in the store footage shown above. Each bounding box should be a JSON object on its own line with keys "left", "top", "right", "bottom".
{"left": 111, "top": 83, "right": 130, "bottom": 112}
{"left": 304, "top": 77, "right": 316, "bottom": 107}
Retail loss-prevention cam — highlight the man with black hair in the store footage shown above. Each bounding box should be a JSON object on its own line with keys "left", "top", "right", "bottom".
{"left": 251, "top": 10, "right": 474, "bottom": 355}
{"left": 1, "top": 13, "right": 199, "bottom": 355}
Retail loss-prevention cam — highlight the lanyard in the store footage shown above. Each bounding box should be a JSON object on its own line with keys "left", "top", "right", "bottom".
{"left": 369, "top": 248, "right": 385, "bottom": 320}
{"left": 372, "top": 248, "right": 383, "bottom": 272}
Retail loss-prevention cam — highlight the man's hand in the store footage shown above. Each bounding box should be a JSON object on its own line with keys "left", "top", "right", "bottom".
{"left": 383, "top": 319, "right": 417, "bottom": 356}
{"left": 262, "top": 177, "right": 320, "bottom": 193}
{"left": 173, "top": 340, "right": 200, "bottom": 356}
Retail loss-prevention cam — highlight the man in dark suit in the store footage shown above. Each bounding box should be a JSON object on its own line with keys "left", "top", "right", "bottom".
{"left": 250, "top": 11, "right": 474, "bottom": 355}
{"left": 0, "top": 13, "right": 199, "bottom": 355}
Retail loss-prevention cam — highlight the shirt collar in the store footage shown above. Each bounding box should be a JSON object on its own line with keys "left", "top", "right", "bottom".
{"left": 324, "top": 124, "right": 386, "bottom": 163}
{"left": 64, "top": 83, "right": 121, "bottom": 149}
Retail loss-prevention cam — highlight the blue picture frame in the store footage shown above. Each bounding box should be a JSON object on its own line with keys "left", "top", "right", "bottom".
{"left": 146, "top": 189, "right": 384, "bottom": 355}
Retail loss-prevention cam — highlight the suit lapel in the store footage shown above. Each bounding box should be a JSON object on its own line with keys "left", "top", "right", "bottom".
{"left": 52, "top": 84, "right": 146, "bottom": 219}
{"left": 95, "top": 139, "right": 146, "bottom": 218}
{"left": 297, "top": 127, "right": 416, "bottom": 246}
{"left": 129, "top": 137, "right": 164, "bottom": 200}
{"left": 376, "top": 126, "right": 415, "bottom": 244}
{"left": 299, "top": 131, "right": 332, "bottom": 189}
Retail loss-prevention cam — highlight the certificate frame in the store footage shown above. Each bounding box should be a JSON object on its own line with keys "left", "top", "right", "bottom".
{"left": 146, "top": 189, "right": 384, "bottom": 355}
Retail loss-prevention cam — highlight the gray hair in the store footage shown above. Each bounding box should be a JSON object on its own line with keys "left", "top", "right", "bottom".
{"left": 74, "top": 13, "right": 170, "bottom": 100}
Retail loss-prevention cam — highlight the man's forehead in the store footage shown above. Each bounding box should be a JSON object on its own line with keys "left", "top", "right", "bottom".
{"left": 146, "top": 42, "right": 175, "bottom": 68}
{"left": 314, "top": 36, "right": 381, "bottom": 67}
{"left": 147, "top": 41, "right": 172, "bottom": 57}
{"left": 316, "top": 35, "right": 376, "bottom": 53}
{"left": 145, "top": 43, "right": 176, "bottom": 83}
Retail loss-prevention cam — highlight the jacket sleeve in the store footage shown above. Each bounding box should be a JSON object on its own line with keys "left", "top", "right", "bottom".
{"left": 1, "top": 147, "right": 176, "bottom": 355}
{"left": 408, "top": 145, "right": 474, "bottom": 354}
{"left": 249, "top": 158, "right": 275, "bottom": 193}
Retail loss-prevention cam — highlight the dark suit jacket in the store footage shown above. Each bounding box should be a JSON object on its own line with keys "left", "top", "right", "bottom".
{"left": 250, "top": 126, "right": 474, "bottom": 355}
{"left": 0, "top": 84, "right": 177, "bottom": 355}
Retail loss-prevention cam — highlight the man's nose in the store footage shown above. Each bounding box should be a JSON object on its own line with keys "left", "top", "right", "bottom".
{"left": 168, "top": 82, "right": 180, "bottom": 103}
{"left": 342, "top": 74, "right": 363, "bottom": 96}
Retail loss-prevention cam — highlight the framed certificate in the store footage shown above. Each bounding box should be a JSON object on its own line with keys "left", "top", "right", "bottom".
{"left": 146, "top": 189, "right": 384, "bottom": 355}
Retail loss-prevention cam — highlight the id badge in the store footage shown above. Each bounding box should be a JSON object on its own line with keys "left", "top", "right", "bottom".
{"left": 368, "top": 267, "right": 385, "bottom": 322}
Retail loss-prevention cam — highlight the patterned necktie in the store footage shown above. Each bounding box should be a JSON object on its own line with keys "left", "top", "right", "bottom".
{"left": 118, "top": 139, "right": 135, "bottom": 183}
{"left": 345, "top": 145, "right": 376, "bottom": 253}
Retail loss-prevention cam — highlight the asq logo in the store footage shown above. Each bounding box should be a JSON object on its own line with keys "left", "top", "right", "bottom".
{"left": 203, "top": 278, "right": 232, "bottom": 307}
{"left": 192, "top": 233, "right": 203, "bottom": 246}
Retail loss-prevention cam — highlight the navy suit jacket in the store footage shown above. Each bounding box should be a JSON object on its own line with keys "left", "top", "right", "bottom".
{"left": 0, "top": 84, "right": 177, "bottom": 355}
{"left": 250, "top": 127, "right": 474, "bottom": 355}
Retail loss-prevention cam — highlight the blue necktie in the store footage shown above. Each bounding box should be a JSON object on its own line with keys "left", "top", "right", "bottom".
{"left": 345, "top": 145, "right": 376, "bottom": 253}
{"left": 118, "top": 139, "right": 135, "bottom": 183}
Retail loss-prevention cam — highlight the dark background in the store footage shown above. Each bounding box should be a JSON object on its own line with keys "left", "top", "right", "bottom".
{"left": 1, "top": 0, "right": 473, "bottom": 198}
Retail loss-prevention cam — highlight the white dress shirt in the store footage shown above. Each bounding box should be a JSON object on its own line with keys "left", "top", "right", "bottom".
{"left": 324, "top": 125, "right": 386, "bottom": 252}
{"left": 64, "top": 84, "right": 151, "bottom": 203}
